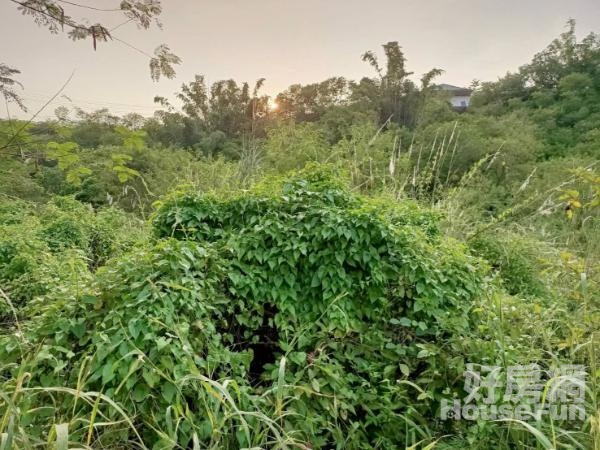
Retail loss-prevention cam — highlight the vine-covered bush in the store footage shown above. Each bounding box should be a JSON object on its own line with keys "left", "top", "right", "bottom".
{"left": 0, "top": 202, "right": 89, "bottom": 311}
{"left": 1, "top": 168, "right": 487, "bottom": 448}
{"left": 0, "top": 196, "right": 146, "bottom": 314}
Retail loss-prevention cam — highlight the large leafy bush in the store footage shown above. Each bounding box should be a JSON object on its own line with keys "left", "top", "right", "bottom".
{"left": 0, "top": 167, "right": 487, "bottom": 448}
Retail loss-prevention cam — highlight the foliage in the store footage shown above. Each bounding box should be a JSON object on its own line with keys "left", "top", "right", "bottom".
{"left": 0, "top": 196, "right": 146, "bottom": 310}
{"left": 470, "top": 230, "right": 548, "bottom": 297}
{"left": 471, "top": 20, "right": 600, "bottom": 158}
{"left": 263, "top": 122, "right": 330, "bottom": 172}
{"left": 46, "top": 141, "right": 92, "bottom": 186}
{"left": 0, "top": 168, "right": 488, "bottom": 448}
{"left": 0, "top": 63, "right": 26, "bottom": 111}
{"left": 9, "top": 0, "right": 180, "bottom": 81}
{"left": 0, "top": 22, "right": 599, "bottom": 450}
{"left": 274, "top": 77, "right": 349, "bottom": 122}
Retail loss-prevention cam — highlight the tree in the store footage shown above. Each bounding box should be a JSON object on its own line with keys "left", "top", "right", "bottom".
{"left": 6, "top": 0, "right": 180, "bottom": 84}
{"left": 353, "top": 42, "right": 443, "bottom": 127}
{"left": 206, "top": 78, "right": 264, "bottom": 136}
{"left": 121, "top": 112, "right": 146, "bottom": 130}
{"left": 469, "top": 72, "right": 529, "bottom": 112}
{"left": 69, "top": 108, "right": 121, "bottom": 148}
{"left": 143, "top": 111, "right": 198, "bottom": 148}
{"left": 54, "top": 106, "right": 70, "bottom": 122}
{"left": 0, "top": 63, "right": 26, "bottom": 111}
{"left": 161, "top": 76, "right": 269, "bottom": 139}
{"left": 274, "top": 77, "right": 349, "bottom": 122}
{"left": 524, "top": 19, "right": 585, "bottom": 89}
{"left": 176, "top": 75, "right": 209, "bottom": 120}
{"left": 470, "top": 20, "right": 600, "bottom": 156}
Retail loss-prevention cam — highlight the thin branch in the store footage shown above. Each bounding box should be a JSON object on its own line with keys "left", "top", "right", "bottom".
{"left": 110, "top": 18, "right": 134, "bottom": 32}
{"left": 12, "top": 1, "right": 163, "bottom": 62}
{"left": 57, "top": 0, "right": 121, "bottom": 12}
{"left": 9, "top": 0, "right": 90, "bottom": 32}
{"left": 0, "top": 70, "right": 75, "bottom": 150}
{"left": 9, "top": 1, "right": 178, "bottom": 82}
{"left": 11, "top": 0, "right": 168, "bottom": 74}
{"left": 111, "top": 35, "right": 154, "bottom": 59}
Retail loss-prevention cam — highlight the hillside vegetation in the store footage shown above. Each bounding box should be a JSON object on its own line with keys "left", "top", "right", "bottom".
{"left": 0, "top": 22, "right": 598, "bottom": 450}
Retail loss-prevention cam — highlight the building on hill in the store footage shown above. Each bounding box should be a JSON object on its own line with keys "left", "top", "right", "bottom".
{"left": 436, "top": 83, "right": 472, "bottom": 110}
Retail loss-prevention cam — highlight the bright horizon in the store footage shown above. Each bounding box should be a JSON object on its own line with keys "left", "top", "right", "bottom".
{"left": 2, "top": 0, "right": 600, "bottom": 120}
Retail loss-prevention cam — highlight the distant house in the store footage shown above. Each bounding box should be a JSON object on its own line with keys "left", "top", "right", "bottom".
{"left": 436, "top": 84, "right": 472, "bottom": 109}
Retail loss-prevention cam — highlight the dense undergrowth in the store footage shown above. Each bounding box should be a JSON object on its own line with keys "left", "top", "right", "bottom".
{"left": 0, "top": 166, "right": 597, "bottom": 449}
{"left": 0, "top": 21, "right": 599, "bottom": 450}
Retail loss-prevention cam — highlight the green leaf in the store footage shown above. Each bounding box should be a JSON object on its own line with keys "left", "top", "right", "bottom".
{"left": 132, "top": 383, "right": 150, "bottom": 402}
{"left": 311, "top": 378, "right": 321, "bottom": 393}
{"left": 71, "top": 322, "right": 86, "bottom": 339}
{"left": 161, "top": 382, "right": 177, "bottom": 403}
{"left": 399, "top": 364, "right": 410, "bottom": 377}
{"left": 102, "top": 361, "right": 116, "bottom": 384}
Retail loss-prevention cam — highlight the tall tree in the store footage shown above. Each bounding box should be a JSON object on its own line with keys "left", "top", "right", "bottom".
{"left": 164, "top": 76, "right": 269, "bottom": 138}
{"left": 274, "top": 77, "right": 349, "bottom": 122}
{"left": 354, "top": 41, "right": 442, "bottom": 127}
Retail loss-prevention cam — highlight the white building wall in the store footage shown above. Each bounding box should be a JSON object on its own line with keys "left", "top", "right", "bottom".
{"left": 450, "top": 95, "right": 470, "bottom": 108}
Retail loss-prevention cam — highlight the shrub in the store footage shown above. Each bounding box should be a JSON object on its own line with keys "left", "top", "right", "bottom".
{"left": 1, "top": 168, "right": 486, "bottom": 447}
{"left": 0, "top": 196, "right": 146, "bottom": 311}
{"left": 470, "top": 231, "right": 548, "bottom": 297}
{"left": 155, "top": 167, "right": 485, "bottom": 445}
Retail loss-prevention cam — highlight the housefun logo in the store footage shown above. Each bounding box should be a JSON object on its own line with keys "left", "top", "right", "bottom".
{"left": 440, "top": 363, "right": 586, "bottom": 421}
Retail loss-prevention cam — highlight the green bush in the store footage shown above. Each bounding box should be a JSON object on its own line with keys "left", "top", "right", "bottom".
{"left": 1, "top": 167, "right": 486, "bottom": 447}
{"left": 470, "top": 231, "right": 547, "bottom": 297}
{"left": 0, "top": 196, "right": 146, "bottom": 311}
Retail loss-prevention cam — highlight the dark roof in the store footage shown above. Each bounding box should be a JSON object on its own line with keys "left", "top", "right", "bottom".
{"left": 436, "top": 83, "right": 472, "bottom": 96}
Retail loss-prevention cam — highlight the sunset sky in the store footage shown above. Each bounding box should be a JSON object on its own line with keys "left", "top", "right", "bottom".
{"left": 2, "top": 0, "right": 600, "bottom": 119}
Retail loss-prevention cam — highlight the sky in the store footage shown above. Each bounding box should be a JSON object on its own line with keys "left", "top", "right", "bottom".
{"left": 1, "top": 0, "right": 600, "bottom": 120}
